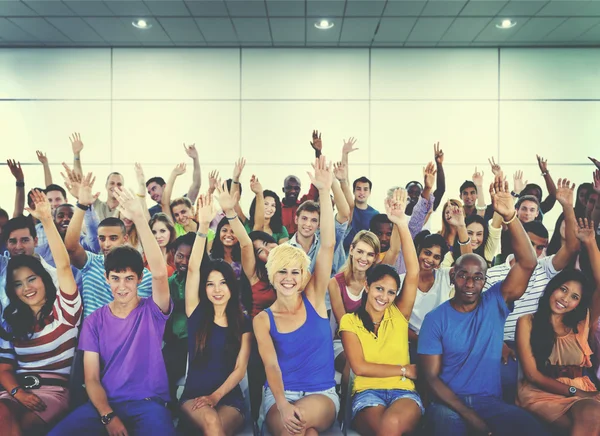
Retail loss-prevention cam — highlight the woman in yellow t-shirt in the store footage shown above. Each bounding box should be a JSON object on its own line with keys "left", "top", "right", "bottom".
{"left": 340, "top": 189, "right": 422, "bottom": 435}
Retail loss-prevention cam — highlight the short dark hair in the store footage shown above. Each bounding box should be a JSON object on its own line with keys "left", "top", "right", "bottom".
{"left": 0, "top": 208, "right": 8, "bottom": 220}
{"left": 98, "top": 217, "right": 126, "bottom": 235}
{"left": 353, "top": 176, "right": 372, "bottom": 191}
{"left": 104, "top": 245, "right": 144, "bottom": 278}
{"left": 296, "top": 200, "right": 320, "bottom": 217}
{"left": 416, "top": 232, "right": 449, "bottom": 259}
{"left": 53, "top": 203, "right": 75, "bottom": 217}
{"left": 105, "top": 172, "right": 123, "bottom": 185}
{"left": 523, "top": 221, "right": 549, "bottom": 240}
{"left": 369, "top": 214, "right": 392, "bottom": 232}
{"left": 521, "top": 183, "right": 543, "bottom": 202}
{"left": 2, "top": 216, "right": 36, "bottom": 246}
{"left": 172, "top": 232, "right": 196, "bottom": 252}
{"left": 146, "top": 177, "right": 166, "bottom": 188}
{"left": 459, "top": 181, "right": 477, "bottom": 195}
{"left": 516, "top": 195, "right": 540, "bottom": 210}
{"left": 405, "top": 181, "right": 423, "bottom": 191}
{"left": 44, "top": 184, "right": 67, "bottom": 200}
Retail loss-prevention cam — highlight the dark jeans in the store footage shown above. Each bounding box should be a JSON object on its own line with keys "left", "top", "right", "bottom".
{"left": 48, "top": 398, "right": 175, "bottom": 435}
{"left": 163, "top": 336, "right": 189, "bottom": 402}
{"left": 425, "top": 395, "right": 549, "bottom": 436}
{"left": 501, "top": 341, "right": 518, "bottom": 404}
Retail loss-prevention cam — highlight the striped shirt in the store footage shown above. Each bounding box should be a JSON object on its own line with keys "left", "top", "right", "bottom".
{"left": 0, "top": 288, "right": 82, "bottom": 376}
{"left": 80, "top": 251, "right": 153, "bottom": 318}
{"left": 484, "top": 254, "right": 559, "bottom": 341}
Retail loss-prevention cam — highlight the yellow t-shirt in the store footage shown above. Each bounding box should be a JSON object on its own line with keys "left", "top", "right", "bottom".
{"left": 339, "top": 304, "right": 415, "bottom": 394}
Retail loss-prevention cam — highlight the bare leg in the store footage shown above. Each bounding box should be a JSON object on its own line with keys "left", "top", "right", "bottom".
{"left": 568, "top": 399, "right": 600, "bottom": 436}
{"left": 216, "top": 405, "right": 244, "bottom": 436}
{"left": 19, "top": 410, "right": 47, "bottom": 436}
{"left": 378, "top": 398, "right": 421, "bottom": 436}
{"left": 265, "top": 394, "right": 337, "bottom": 436}
{"left": 181, "top": 401, "right": 226, "bottom": 436}
{"left": 0, "top": 400, "right": 23, "bottom": 436}
{"left": 354, "top": 405, "right": 386, "bottom": 436}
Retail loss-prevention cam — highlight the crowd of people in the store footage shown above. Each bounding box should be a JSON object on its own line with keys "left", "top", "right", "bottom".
{"left": 1, "top": 131, "right": 600, "bottom": 436}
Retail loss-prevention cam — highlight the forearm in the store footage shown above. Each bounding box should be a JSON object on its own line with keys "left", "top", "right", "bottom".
{"left": 476, "top": 185, "right": 486, "bottom": 208}
{"left": 508, "top": 218, "right": 537, "bottom": 268}
{"left": 187, "top": 158, "right": 201, "bottom": 203}
{"left": 433, "top": 164, "right": 446, "bottom": 210}
{"left": 340, "top": 181, "right": 354, "bottom": 216}
{"left": 265, "top": 364, "right": 288, "bottom": 409}
{"left": 540, "top": 175, "right": 557, "bottom": 213}
{"left": 213, "top": 363, "right": 248, "bottom": 401}
{"left": 400, "top": 223, "right": 418, "bottom": 278}
{"left": 65, "top": 207, "right": 85, "bottom": 253}
{"left": 253, "top": 193, "right": 265, "bottom": 231}
{"left": 408, "top": 195, "right": 432, "bottom": 238}
{"left": 161, "top": 173, "right": 178, "bottom": 209}
{"left": 352, "top": 360, "right": 412, "bottom": 379}
{"left": 584, "top": 240, "right": 600, "bottom": 288}
{"left": 456, "top": 225, "right": 473, "bottom": 255}
{"left": 42, "top": 163, "right": 53, "bottom": 187}
{"left": 562, "top": 205, "right": 579, "bottom": 254}
{"left": 189, "top": 222, "right": 209, "bottom": 272}
{"left": 40, "top": 216, "right": 70, "bottom": 272}
{"left": 0, "top": 367, "right": 19, "bottom": 393}
{"left": 13, "top": 186, "right": 24, "bottom": 217}
{"left": 86, "top": 379, "right": 113, "bottom": 416}
{"left": 134, "top": 214, "right": 166, "bottom": 277}
{"left": 319, "top": 187, "right": 335, "bottom": 248}
{"left": 426, "top": 376, "right": 474, "bottom": 417}
{"left": 332, "top": 179, "right": 349, "bottom": 222}
{"left": 83, "top": 208, "right": 100, "bottom": 252}
{"left": 526, "top": 372, "right": 575, "bottom": 397}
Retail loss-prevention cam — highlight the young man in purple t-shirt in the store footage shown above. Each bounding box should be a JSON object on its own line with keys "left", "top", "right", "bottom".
{"left": 49, "top": 187, "right": 175, "bottom": 435}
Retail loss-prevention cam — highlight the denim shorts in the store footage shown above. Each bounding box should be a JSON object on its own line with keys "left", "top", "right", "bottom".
{"left": 352, "top": 389, "right": 424, "bottom": 420}
{"left": 262, "top": 386, "right": 340, "bottom": 420}
{"left": 181, "top": 391, "right": 246, "bottom": 420}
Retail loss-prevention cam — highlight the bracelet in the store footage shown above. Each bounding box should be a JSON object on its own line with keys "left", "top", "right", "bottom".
{"left": 541, "top": 172, "right": 548, "bottom": 176}
{"left": 135, "top": 193, "right": 145, "bottom": 198}
{"left": 458, "top": 237, "right": 472, "bottom": 246}
{"left": 510, "top": 191, "right": 520, "bottom": 198}
{"left": 503, "top": 212, "right": 518, "bottom": 225}
{"left": 475, "top": 205, "right": 487, "bottom": 211}
{"left": 196, "top": 231, "right": 207, "bottom": 238}
{"left": 401, "top": 366, "right": 406, "bottom": 382}
{"left": 15, "top": 181, "right": 24, "bottom": 187}
{"left": 226, "top": 214, "right": 238, "bottom": 221}
{"left": 232, "top": 180, "right": 240, "bottom": 185}
{"left": 74, "top": 157, "right": 80, "bottom": 161}
{"left": 76, "top": 203, "right": 90, "bottom": 211}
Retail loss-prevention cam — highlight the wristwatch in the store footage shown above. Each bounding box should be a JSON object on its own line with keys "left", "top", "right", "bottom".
{"left": 568, "top": 386, "right": 577, "bottom": 397}
{"left": 10, "top": 386, "right": 20, "bottom": 397}
{"left": 101, "top": 412, "right": 116, "bottom": 425}
{"left": 401, "top": 366, "right": 407, "bottom": 382}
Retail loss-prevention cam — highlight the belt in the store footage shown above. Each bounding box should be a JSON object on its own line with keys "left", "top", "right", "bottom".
{"left": 5, "top": 374, "right": 70, "bottom": 390}
{"left": 546, "top": 365, "right": 583, "bottom": 380}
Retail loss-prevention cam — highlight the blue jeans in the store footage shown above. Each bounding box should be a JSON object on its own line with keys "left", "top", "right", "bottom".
{"left": 425, "top": 395, "right": 549, "bottom": 436}
{"left": 501, "top": 341, "right": 518, "bottom": 404}
{"left": 48, "top": 398, "right": 175, "bottom": 435}
{"left": 352, "top": 389, "right": 424, "bottom": 420}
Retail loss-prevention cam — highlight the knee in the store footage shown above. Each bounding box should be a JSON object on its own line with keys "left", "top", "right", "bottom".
{"left": 199, "top": 411, "right": 222, "bottom": 431}
{"left": 381, "top": 414, "right": 418, "bottom": 436}
{"left": 577, "top": 401, "right": 600, "bottom": 428}
{"left": 0, "top": 401, "right": 17, "bottom": 425}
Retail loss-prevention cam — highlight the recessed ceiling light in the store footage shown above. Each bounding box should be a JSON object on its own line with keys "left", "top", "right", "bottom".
{"left": 496, "top": 19, "right": 516, "bottom": 29}
{"left": 314, "top": 19, "right": 334, "bottom": 30}
{"left": 132, "top": 19, "right": 152, "bottom": 29}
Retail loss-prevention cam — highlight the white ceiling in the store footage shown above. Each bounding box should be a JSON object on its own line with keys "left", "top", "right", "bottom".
{"left": 0, "top": 0, "right": 599, "bottom": 47}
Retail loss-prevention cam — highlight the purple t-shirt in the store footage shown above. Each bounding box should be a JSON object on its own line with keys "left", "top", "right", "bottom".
{"left": 78, "top": 297, "right": 173, "bottom": 403}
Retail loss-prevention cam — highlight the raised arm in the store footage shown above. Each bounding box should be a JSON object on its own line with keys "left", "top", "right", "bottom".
{"left": 551, "top": 179, "right": 578, "bottom": 271}
{"left": 421, "top": 161, "right": 436, "bottom": 206}
{"left": 36, "top": 150, "right": 53, "bottom": 186}
{"left": 235, "top": 176, "right": 261, "bottom": 283}
{"left": 432, "top": 142, "right": 445, "bottom": 211}
{"left": 537, "top": 154, "right": 557, "bottom": 214}
{"left": 310, "top": 129, "right": 323, "bottom": 158}
{"left": 69, "top": 132, "right": 84, "bottom": 176}
{"left": 231, "top": 159, "right": 248, "bottom": 224}
{"left": 590, "top": 171, "right": 600, "bottom": 224}
{"left": 473, "top": 168, "right": 487, "bottom": 216}
{"left": 341, "top": 138, "right": 358, "bottom": 222}
{"left": 114, "top": 187, "right": 170, "bottom": 313}
{"left": 332, "top": 162, "right": 351, "bottom": 224}
{"left": 133, "top": 163, "right": 151, "bottom": 222}
{"left": 27, "top": 190, "right": 76, "bottom": 295}
{"left": 161, "top": 163, "right": 186, "bottom": 219}
{"left": 306, "top": 156, "right": 334, "bottom": 302}
{"left": 184, "top": 143, "right": 201, "bottom": 203}
{"left": 447, "top": 205, "right": 473, "bottom": 256}
{"left": 492, "top": 176, "right": 537, "bottom": 303}
{"left": 576, "top": 219, "right": 600, "bottom": 330}
{"left": 185, "top": 194, "right": 214, "bottom": 317}
{"left": 7, "top": 159, "right": 24, "bottom": 218}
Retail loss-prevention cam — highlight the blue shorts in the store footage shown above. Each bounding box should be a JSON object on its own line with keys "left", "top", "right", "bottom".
{"left": 352, "top": 389, "right": 424, "bottom": 420}
{"left": 181, "top": 391, "right": 246, "bottom": 420}
{"left": 261, "top": 386, "right": 340, "bottom": 422}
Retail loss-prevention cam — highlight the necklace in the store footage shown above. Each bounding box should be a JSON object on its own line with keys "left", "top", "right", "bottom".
{"left": 373, "top": 321, "right": 381, "bottom": 325}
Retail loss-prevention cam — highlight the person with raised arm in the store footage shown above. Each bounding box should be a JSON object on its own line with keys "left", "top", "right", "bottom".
{"left": 161, "top": 163, "right": 199, "bottom": 236}
{"left": 7, "top": 159, "right": 25, "bottom": 218}
{"left": 254, "top": 155, "right": 339, "bottom": 435}
{"left": 406, "top": 143, "right": 446, "bottom": 218}
{"left": 418, "top": 175, "right": 548, "bottom": 436}
{"left": 179, "top": 192, "right": 252, "bottom": 436}
{"left": 35, "top": 150, "right": 52, "bottom": 187}
{"left": 0, "top": 190, "right": 82, "bottom": 435}
{"left": 49, "top": 186, "right": 175, "bottom": 436}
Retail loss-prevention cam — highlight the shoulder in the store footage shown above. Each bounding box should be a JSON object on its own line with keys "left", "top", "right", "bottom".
{"left": 339, "top": 312, "right": 359, "bottom": 332}
{"left": 253, "top": 311, "right": 270, "bottom": 331}
{"left": 517, "top": 314, "right": 534, "bottom": 329}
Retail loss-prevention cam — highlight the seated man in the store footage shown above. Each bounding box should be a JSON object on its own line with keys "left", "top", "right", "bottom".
{"left": 418, "top": 176, "right": 548, "bottom": 436}
{"left": 48, "top": 188, "right": 175, "bottom": 436}
{"left": 343, "top": 176, "right": 379, "bottom": 252}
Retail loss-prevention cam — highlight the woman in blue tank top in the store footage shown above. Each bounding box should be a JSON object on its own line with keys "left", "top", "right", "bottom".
{"left": 253, "top": 156, "right": 340, "bottom": 435}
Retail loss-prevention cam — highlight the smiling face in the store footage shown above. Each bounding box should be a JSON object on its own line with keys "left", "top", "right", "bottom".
{"left": 295, "top": 210, "right": 319, "bottom": 239}
{"left": 461, "top": 187, "right": 477, "bottom": 208}
{"left": 273, "top": 264, "right": 303, "bottom": 296}
{"left": 174, "top": 244, "right": 192, "bottom": 276}
{"left": 219, "top": 224, "right": 238, "bottom": 247}
{"left": 46, "top": 190, "right": 67, "bottom": 211}
{"left": 350, "top": 241, "right": 377, "bottom": 272}
{"left": 467, "top": 222, "right": 484, "bottom": 251}
{"left": 152, "top": 221, "right": 171, "bottom": 248}
{"left": 264, "top": 196, "right": 277, "bottom": 220}
{"left": 354, "top": 182, "right": 371, "bottom": 205}
{"left": 452, "top": 257, "right": 487, "bottom": 306}
{"left": 517, "top": 200, "right": 539, "bottom": 223}
{"left": 147, "top": 182, "right": 164, "bottom": 203}
{"left": 549, "top": 280, "right": 582, "bottom": 315}
{"left": 418, "top": 245, "right": 443, "bottom": 272}
{"left": 172, "top": 204, "right": 193, "bottom": 225}
{"left": 54, "top": 205, "right": 74, "bottom": 238}
{"left": 253, "top": 239, "right": 278, "bottom": 264}
{"left": 98, "top": 226, "right": 127, "bottom": 256}
{"left": 106, "top": 174, "right": 124, "bottom": 197}
{"left": 372, "top": 222, "right": 392, "bottom": 252}
{"left": 206, "top": 270, "right": 231, "bottom": 307}
{"left": 365, "top": 275, "right": 398, "bottom": 313}
{"left": 406, "top": 184, "right": 421, "bottom": 206}
{"left": 106, "top": 267, "right": 142, "bottom": 305}
{"left": 12, "top": 266, "right": 47, "bottom": 308}
{"left": 283, "top": 178, "right": 301, "bottom": 203}
{"left": 7, "top": 228, "right": 37, "bottom": 257}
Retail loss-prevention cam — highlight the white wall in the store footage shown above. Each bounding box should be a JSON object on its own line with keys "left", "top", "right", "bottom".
{"left": 1, "top": 47, "right": 598, "bottom": 231}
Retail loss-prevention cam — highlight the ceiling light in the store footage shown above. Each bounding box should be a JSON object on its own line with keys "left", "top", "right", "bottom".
{"left": 495, "top": 19, "right": 516, "bottom": 29}
{"left": 132, "top": 19, "right": 151, "bottom": 29}
{"left": 314, "top": 19, "right": 334, "bottom": 30}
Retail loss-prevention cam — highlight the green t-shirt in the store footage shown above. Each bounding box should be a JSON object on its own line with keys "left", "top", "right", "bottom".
{"left": 243, "top": 221, "right": 289, "bottom": 243}
{"left": 167, "top": 273, "right": 188, "bottom": 340}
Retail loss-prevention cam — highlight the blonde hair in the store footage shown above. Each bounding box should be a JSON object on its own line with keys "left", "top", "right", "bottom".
{"left": 340, "top": 230, "right": 381, "bottom": 283}
{"left": 266, "top": 244, "right": 311, "bottom": 288}
{"left": 440, "top": 199, "right": 464, "bottom": 240}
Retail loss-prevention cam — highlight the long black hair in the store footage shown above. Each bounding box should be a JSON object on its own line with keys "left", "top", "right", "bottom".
{"left": 575, "top": 183, "right": 593, "bottom": 219}
{"left": 530, "top": 269, "right": 591, "bottom": 373}
{"left": 546, "top": 213, "right": 565, "bottom": 257}
{"left": 210, "top": 217, "right": 241, "bottom": 263}
{"left": 452, "top": 215, "right": 489, "bottom": 263}
{"left": 194, "top": 260, "right": 245, "bottom": 364}
{"left": 248, "top": 190, "right": 284, "bottom": 234}
{"left": 4, "top": 255, "right": 57, "bottom": 340}
{"left": 356, "top": 264, "right": 400, "bottom": 334}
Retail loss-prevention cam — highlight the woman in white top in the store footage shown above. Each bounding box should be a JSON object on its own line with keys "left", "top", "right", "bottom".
{"left": 441, "top": 213, "right": 502, "bottom": 267}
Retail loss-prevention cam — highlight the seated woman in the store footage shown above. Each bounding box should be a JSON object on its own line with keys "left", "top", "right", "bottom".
{"left": 179, "top": 193, "right": 252, "bottom": 436}
{"left": 438, "top": 199, "right": 465, "bottom": 251}
{"left": 254, "top": 156, "right": 339, "bottom": 435}
{"left": 442, "top": 213, "right": 502, "bottom": 267}
{"left": 0, "top": 190, "right": 82, "bottom": 434}
{"left": 340, "top": 188, "right": 423, "bottom": 436}
{"left": 241, "top": 189, "right": 289, "bottom": 244}
{"left": 161, "top": 164, "right": 199, "bottom": 236}
{"left": 208, "top": 217, "right": 243, "bottom": 280}
{"left": 149, "top": 212, "right": 177, "bottom": 276}
{"left": 516, "top": 267, "right": 600, "bottom": 434}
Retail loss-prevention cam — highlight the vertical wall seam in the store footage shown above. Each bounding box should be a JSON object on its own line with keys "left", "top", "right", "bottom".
{"left": 497, "top": 47, "right": 501, "bottom": 163}
{"left": 239, "top": 48, "right": 243, "bottom": 157}
{"left": 368, "top": 48, "right": 371, "bottom": 178}
{"left": 110, "top": 47, "right": 113, "bottom": 168}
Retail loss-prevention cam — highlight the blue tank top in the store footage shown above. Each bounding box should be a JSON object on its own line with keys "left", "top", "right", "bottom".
{"left": 265, "top": 294, "right": 335, "bottom": 392}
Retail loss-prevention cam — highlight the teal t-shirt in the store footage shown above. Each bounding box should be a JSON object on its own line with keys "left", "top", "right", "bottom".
{"left": 243, "top": 221, "right": 289, "bottom": 243}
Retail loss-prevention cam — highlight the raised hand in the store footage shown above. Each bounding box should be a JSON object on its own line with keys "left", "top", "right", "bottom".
{"left": 537, "top": 154, "right": 549, "bottom": 174}
{"left": 134, "top": 162, "right": 145, "bottom": 184}
{"left": 195, "top": 193, "right": 215, "bottom": 225}
{"left": 69, "top": 132, "right": 84, "bottom": 154}
{"left": 555, "top": 178, "right": 575, "bottom": 207}
{"left": 114, "top": 187, "right": 144, "bottom": 221}
{"left": 36, "top": 150, "right": 48, "bottom": 165}
{"left": 172, "top": 163, "right": 186, "bottom": 176}
{"left": 433, "top": 141, "right": 444, "bottom": 165}
{"left": 308, "top": 155, "right": 333, "bottom": 192}
{"left": 183, "top": 143, "right": 198, "bottom": 160}
{"left": 472, "top": 167, "right": 484, "bottom": 186}
{"left": 445, "top": 204, "right": 466, "bottom": 228}
{"left": 385, "top": 188, "right": 408, "bottom": 226}
{"left": 513, "top": 170, "right": 527, "bottom": 194}
{"left": 60, "top": 163, "right": 82, "bottom": 199}
{"left": 490, "top": 175, "right": 514, "bottom": 220}
{"left": 342, "top": 137, "right": 358, "bottom": 155}
{"left": 333, "top": 161, "right": 347, "bottom": 182}
{"left": 576, "top": 218, "right": 596, "bottom": 245}
{"left": 233, "top": 157, "right": 246, "bottom": 181}
{"left": 588, "top": 156, "right": 600, "bottom": 171}
{"left": 7, "top": 159, "right": 24, "bottom": 181}
{"left": 215, "top": 180, "right": 239, "bottom": 212}
{"left": 310, "top": 130, "right": 322, "bottom": 152}
{"left": 25, "top": 189, "right": 52, "bottom": 222}
{"left": 207, "top": 170, "right": 219, "bottom": 194}
{"left": 423, "top": 161, "right": 437, "bottom": 189}
{"left": 488, "top": 156, "right": 502, "bottom": 176}
{"left": 77, "top": 172, "right": 100, "bottom": 206}
{"left": 250, "top": 174, "right": 263, "bottom": 195}
{"left": 593, "top": 170, "right": 600, "bottom": 194}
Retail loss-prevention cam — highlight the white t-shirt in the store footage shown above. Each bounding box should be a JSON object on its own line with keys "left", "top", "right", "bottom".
{"left": 401, "top": 267, "right": 452, "bottom": 334}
